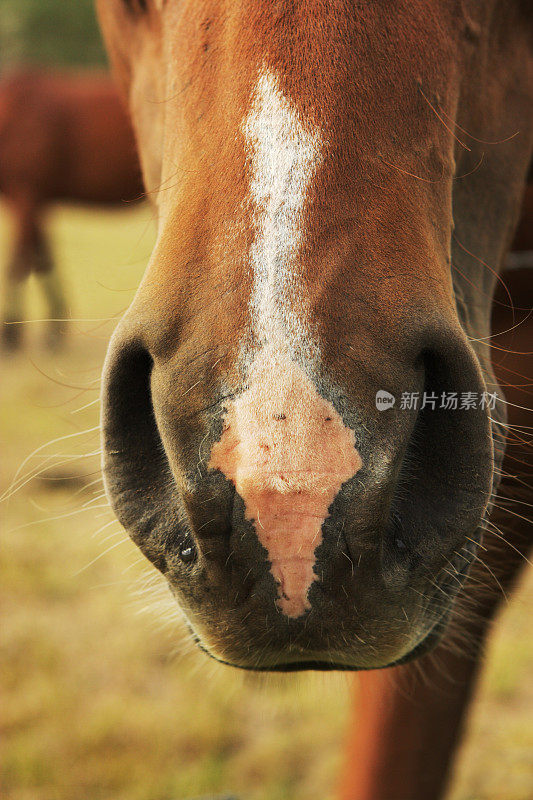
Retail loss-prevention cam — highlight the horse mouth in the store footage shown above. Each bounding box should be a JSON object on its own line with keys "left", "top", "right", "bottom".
{"left": 194, "top": 619, "right": 448, "bottom": 672}
{"left": 196, "top": 526, "right": 476, "bottom": 672}
{"left": 188, "top": 565, "right": 462, "bottom": 673}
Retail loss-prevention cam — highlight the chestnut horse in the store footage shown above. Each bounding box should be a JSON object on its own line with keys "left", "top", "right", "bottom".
{"left": 0, "top": 69, "right": 143, "bottom": 348}
{"left": 97, "top": 2, "right": 532, "bottom": 799}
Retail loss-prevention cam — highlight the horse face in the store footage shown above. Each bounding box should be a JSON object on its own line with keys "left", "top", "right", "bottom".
{"left": 98, "top": 1, "right": 532, "bottom": 669}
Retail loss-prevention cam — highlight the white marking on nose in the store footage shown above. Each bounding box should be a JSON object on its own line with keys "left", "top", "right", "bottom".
{"left": 243, "top": 69, "right": 322, "bottom": 346}
{"left": 209, "top": 347, "right": 362, "bottom": 618}
{"left": 209, "top": 70, "right": 362, "bottom": 618}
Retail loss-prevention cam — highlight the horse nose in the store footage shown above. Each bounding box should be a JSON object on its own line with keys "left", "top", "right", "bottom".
{"left": 101, "top": 318, "right": 495, "bottom": 665}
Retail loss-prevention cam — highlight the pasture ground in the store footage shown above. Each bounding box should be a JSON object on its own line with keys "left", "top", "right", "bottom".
{"left": 1, "top": 203, "right": 532, "bottom": 800}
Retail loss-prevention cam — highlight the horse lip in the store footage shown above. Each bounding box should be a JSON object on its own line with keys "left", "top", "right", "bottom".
{"left": 199, "top": 617, "right": 450, "bottom": 672}
{"left": 197, "top": 652, "right": 416, "bottom": 673}
{"left": 188, "top": 571, "right": 458, "bottom": 672}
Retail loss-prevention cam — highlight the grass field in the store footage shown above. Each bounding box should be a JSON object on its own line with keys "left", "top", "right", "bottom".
{"left": 1, "top": 203, "right": 532, "bottom": 800}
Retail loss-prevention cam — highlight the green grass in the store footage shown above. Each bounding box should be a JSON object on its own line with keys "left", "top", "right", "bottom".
{"left": 1, "top": 203, "right": 532, "bottom": 800}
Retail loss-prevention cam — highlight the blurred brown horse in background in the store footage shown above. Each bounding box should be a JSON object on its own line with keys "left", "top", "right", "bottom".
{"left": 0, "top": 69, "right": 143, "bottom": 348}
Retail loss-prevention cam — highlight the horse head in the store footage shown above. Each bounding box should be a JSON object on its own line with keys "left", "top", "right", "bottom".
{"left": 97, "top": 0, "right": 533, "bottom": 669}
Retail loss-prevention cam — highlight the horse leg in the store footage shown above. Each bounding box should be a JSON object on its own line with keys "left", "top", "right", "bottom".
{"left": 338, "top": 641, "right": 486, "bottom": 800}
{"left": 2, "top": 197, "right": 66, "bottom": 350}
{"left": 27, "top": 212, "right": 67, "bottom": 349}
{"left": 338, "top": 494, "right": 530, "bottom": 800}
{"left": 2, "top": 279, "right": 24, "bottom": 350}
{"left": 34, "top": 243, "right": 67, "bottom": 350}
{"left": 2, "top": 198, "right": 35, "bottom": 350}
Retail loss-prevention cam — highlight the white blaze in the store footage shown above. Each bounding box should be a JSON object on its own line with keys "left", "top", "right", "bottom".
{"left": 242, "top": 69, "right": 322, "bottom": 346}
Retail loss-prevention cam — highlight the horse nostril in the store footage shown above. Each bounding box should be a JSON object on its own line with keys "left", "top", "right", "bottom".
{"left": 380, "top": 341, "right": 493, "bottom": 591}
{"left": 179, "top": 542, "right": 197, "bottom": 564}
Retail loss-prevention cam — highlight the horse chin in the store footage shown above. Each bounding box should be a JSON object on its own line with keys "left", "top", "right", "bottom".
{"left": 184, "top": 581, "right": 459, "bottom": 673}
{"left": 194, "top": 620, "right": 448, "bottom": 673}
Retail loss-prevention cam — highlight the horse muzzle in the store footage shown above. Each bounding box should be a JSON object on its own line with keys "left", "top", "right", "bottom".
{"left": 101, "top": 313, "right": 496, "bottom": 671}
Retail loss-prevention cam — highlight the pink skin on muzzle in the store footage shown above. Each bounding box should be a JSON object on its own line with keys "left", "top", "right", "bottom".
{"left": 209, "top": 345, "right": 362, "bottom": 617}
